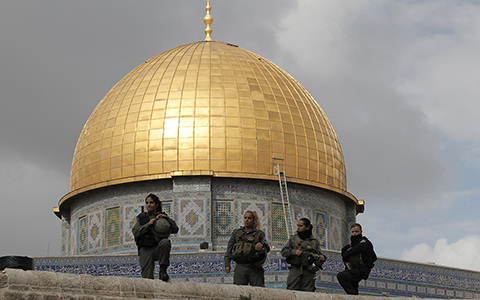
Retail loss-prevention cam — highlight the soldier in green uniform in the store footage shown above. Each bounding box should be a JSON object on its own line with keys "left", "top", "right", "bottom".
{"left": 224, "top": 210, "right": 270, "bottom": 286}
{"left": 132, "top": 194, "right": 179, "bottom": 281}
{"left": 281, "top": 218, "right": 326, "bottom": 292}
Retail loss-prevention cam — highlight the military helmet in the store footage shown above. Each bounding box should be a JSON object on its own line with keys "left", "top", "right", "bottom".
{"left": 154, "top": 218, "right": 171, "bottom": 236}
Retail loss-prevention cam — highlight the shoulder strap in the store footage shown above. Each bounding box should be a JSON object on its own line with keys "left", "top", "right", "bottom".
{"left": 138, "top": 212, "right": 150, "bottom": 225}
{"left": 311, "top": 238, "right": 318, "bottom": 250}
{"left": 252, "top": 230, "right": 262, "bottom": 244}
{"left": 291, "top": 235, "right": 302, "bottom": 250}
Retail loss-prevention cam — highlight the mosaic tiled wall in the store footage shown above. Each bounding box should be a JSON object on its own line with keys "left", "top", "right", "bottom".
{"left": 63, "top": 176, "right": 352, "bottom": 255}
{"left": 329, "top": 215, "right": 343, "bottom": 251}
{"left": 78, "top": 216, "right": 87, "bottom": 254}
{"left": 342, "top": 220, "right": 348, "bottom": 246}
{"left": 271, "top": 203, "right": 290, "bottom": 243}
{"left": 213, "top": 201, "right": 234, "bottom": 240}
{"left": 162, "top": 201, "right": 172, "bottom": 218}
{"left": 178, "top": 198, "right": 208, "bottom": 238}
{"left": 292, "top": 205, "right": 314, "bottom": 225}
{"left": 61, "top": 219, "right": 70, "bottom": 256}
{"left": 106, "top": 207, "right": 121, "bottom": 247}
{"left": 35, "top": 250, "right": 480, "bottom": 299}
{"left": 315, "top": 211, "right": 327, "bottom": 248}
{"left": 238, "top": 200, "right": 269, "bottom": 237}
{"left": 70, "top": 219, "right": 77, "bottom": 256}
{"left": 65, "top": 180, "right": 174, "bottom": 255}
{"left": 122, "top": 204, "right": 140, "bottom": 246}
{"left": 212, "top": 178, "right": 348, "bottom": 250}
{"left": 88, "top": 211, "right": 103, "bottom": 251}
{"left": 170, "top": 176, "right": 212, "bottom": 251}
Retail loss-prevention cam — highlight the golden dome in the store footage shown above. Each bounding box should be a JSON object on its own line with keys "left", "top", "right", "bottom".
{"left": 60, "top": 41, "right": 357, "bottom": 207}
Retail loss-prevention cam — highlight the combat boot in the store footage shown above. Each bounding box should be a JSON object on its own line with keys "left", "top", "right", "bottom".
{"left": 159, "top": 264, "right": 169, "bottom": 281}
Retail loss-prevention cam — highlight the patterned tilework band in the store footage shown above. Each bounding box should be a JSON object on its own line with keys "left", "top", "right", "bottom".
{"left": 62, "top": 177, "right": 352, "bottom": 256}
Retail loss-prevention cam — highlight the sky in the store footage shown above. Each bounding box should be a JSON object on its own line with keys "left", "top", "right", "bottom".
{"left": 1, "top": 0, "right": 479, "bottom": 272}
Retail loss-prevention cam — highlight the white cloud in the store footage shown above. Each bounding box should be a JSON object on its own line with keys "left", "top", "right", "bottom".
{"left": 276, "top": 0, "right": 454, "bottom": 208}
{"left": 401, "top": 236, "right": 480, "bottom": 272}
{"left": 357, "top": 187, "right": 480, "bottom": 262}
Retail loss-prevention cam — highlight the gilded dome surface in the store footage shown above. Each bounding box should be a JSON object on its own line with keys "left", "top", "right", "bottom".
{"left": 62, "top": 41, "right": 356, "bottom": 205}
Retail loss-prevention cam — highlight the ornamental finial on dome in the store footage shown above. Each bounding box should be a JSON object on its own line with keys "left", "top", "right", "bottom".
{"left": 204, "top": 0, "right": 213, "bottom": 41}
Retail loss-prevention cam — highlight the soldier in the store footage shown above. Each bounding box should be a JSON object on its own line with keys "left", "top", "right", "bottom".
{"left": 132, "top": 194, "right": 179, "bottom": 280}
{"left": 337, "top": 223, "right": 377, "bottom": 295}
{"left": 281, "top": 218, "right": 326, "bottom": 291}
{"left": 224, "top": 211, "right": 270, "bottom": 286}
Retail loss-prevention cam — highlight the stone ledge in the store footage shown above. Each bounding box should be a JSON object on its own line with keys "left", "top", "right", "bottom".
{"left": 0, "top": 269, "right": 466, "bottom": 300}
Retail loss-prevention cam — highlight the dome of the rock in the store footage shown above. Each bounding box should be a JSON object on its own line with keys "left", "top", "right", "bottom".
{"left": 59, "top": 41, "right": 356, "bottom": 208}
{"left": 56, "top": 40, "right": 362, "bottom": 255}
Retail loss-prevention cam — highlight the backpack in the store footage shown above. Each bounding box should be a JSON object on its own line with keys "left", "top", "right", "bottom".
{"left": 362, "top": 238, "right": 377, "bottom": 269}
{"left": 230, "top": 229, "right": 266, "bottom": 263}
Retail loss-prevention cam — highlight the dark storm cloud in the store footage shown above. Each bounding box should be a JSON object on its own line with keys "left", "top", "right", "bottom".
{"left": 1, "top": 0, "right": 479, "bottom": 270}
{"left": 0, "top": 0, "right": 294, "bottom": 256}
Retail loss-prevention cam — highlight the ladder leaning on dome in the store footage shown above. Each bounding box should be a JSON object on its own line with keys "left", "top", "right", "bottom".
{"left": 274, "top": 164, "right": 295, "bottom": 238}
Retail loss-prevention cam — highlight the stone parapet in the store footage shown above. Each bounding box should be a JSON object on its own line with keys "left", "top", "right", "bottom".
{"left": 0, "top": 268, "right": 472, "bottom": 300}
{"left": 35, "top": 250, "right": 480, "bottom": 298}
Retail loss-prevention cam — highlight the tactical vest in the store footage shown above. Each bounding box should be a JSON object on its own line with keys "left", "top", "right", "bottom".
{"left": 345, "top": 253, "right": 363, "bottom": 270}
{"left": 345, "top": 238, "right": 377, "bottom": 271}
{"left": 230, "top": 229, "right": 265, "bottom": 263}
{"left": 134, "top": 212, "right": 159, "bottom": 248}
{"left": 286, "top": 235, "right": 319, "bottom": 266}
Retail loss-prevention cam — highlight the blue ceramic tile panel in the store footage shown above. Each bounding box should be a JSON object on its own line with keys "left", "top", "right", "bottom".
{"left": 213, "top": 201, "right": 234, "bottom": 239}
{"left": 271, "top": 203, "right": 289, "bottom": 243}
{"left": 105, "top": 207, "right": 120, "bottom": 247}
{"left": 162, "top": 201, "right": 172, "bottom": 217}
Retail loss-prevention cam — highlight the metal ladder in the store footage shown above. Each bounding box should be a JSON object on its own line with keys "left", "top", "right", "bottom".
{"left": 274, "top": 163, "right": 295, "bottom": 238}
